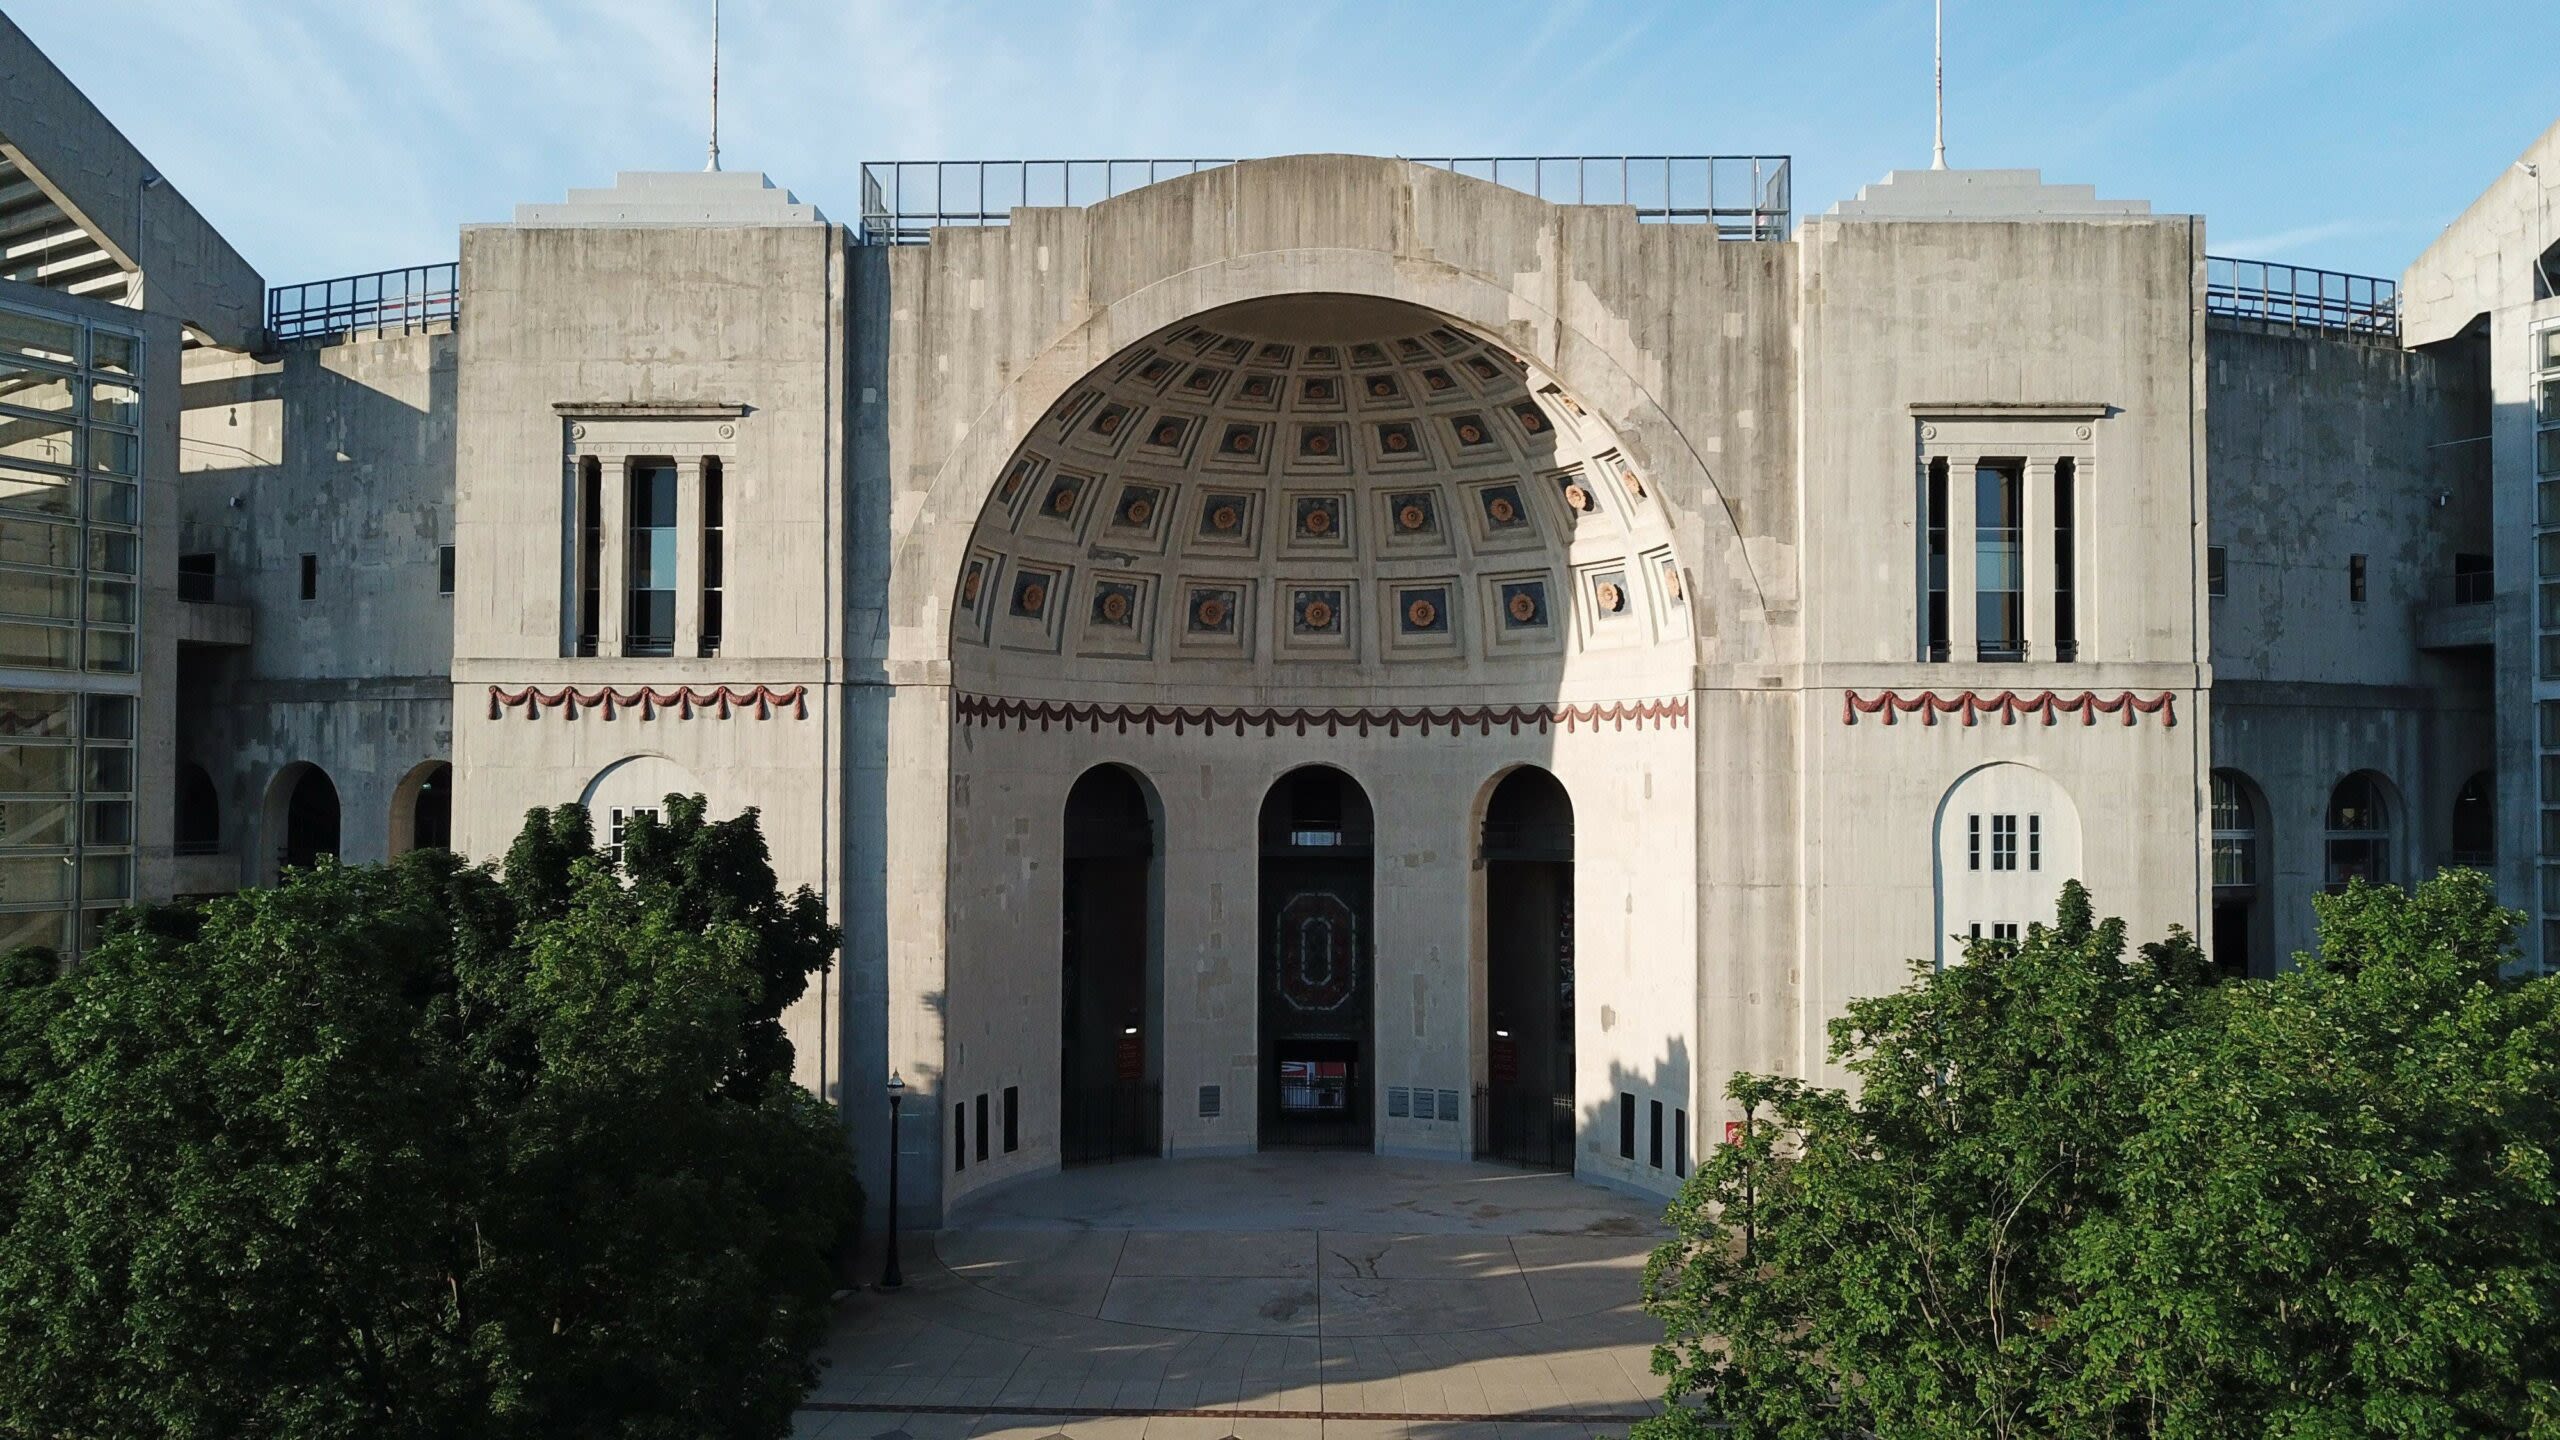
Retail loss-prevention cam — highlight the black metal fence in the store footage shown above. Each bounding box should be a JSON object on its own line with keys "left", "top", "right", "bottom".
{"left": 1061, "top": 1079, "right": 1160, "bottom": 1166}
{"left": 2205, "top": 256, "right": 2399, "bottom": 344}
{"left": 858, "top": 155, "right": 1792, "bottom": 246}
{"left": 1474, "top": 1085, "right": 1574, "bottom": 1170}
{"left": 267, "top": 263, "right": 459, "bottom": 343}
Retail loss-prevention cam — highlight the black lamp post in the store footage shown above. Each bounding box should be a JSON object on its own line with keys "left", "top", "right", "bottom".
{"left": 878, "top": 1070, "right": 905, "bottom": 1290}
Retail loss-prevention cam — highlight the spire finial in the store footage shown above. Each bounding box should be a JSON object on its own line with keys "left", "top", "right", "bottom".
{"left": 1925, "top": 0, "right": 1945, "bottom": 169}
{"left": 705, "top": 0, "right": 722, "bottom": 172}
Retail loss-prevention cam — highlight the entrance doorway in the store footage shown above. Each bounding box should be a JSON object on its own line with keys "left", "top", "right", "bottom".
{"left": 1478, "top": 767, "right": 1574, "bottom": 1168}
{"left": 1062, "top": 765, "right": 1161, "bottom": 1164}
{"left": 1259, "top": 766, "right": 1375, "bottom": 1150}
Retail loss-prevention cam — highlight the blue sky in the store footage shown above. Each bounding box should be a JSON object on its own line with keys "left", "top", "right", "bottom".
{"left": 12, "top": 0, "right": 2553, "bottom": 286}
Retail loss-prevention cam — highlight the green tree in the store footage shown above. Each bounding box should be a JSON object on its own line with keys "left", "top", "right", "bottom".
{"left": 1640, "top": 871, "right": 2560, "bottom": 1439}
{"left": 0, "top": 798, "right": 860, "bottom": 1440}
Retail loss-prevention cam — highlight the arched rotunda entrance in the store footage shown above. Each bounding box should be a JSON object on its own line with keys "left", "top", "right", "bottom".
{"left": 940, "top": 294, "right": 1703, "bottom": 1201}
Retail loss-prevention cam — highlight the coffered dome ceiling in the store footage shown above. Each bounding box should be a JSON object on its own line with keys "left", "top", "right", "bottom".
{"left": 953, "top": 296, "right": 1691, "bottom": 694}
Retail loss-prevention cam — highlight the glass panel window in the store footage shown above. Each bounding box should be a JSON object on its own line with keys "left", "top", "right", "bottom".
{"left": 82, "top": 799, "right": 131, "bottom": 847}
{"left": 0, "top": 311, "right": 77, "bottom": 369}
{"left": 0, "top": 570, "right": 77, "bottom": 622}
{"left": 0, "top": 742, "right": 77, "bottom": 794}
{"left": 83, "top": 695, "right": 133, "bottom": 740}
{"left": 77, "top": 854, "right": 131, "bottom": 904}
{"left": 624, "top": 460, "right": 678, "bottom": 657}
{"left": 0, "top": 415, "right": 76, "bottom": 470}
{"left": 1991, "top": 813, "right": 2019, "bottom": 871}
{"left": 87, "top": 480, "right": 136, "bottom": 526}
{"left": 0, "top": 797, "right": 74, "bottom": 850}
{"left": 1974, "top": 461, "right": 2024, "bottom": 661}
{"left": 83, "top": 744, "right": 131, "bottom": 794}
{"left": 86, "top": 531, "right": 135, "bottom": 576}
{"left": 87, "top": 429, "right": 136, "bottom": 477}
{"left": 0, "top": 622, "right": 74, "bottom": 671}
{"left": 0, "top": 518, "right": 76, "bottom": 572}
{"left": 87, "top": 381, "right": 137, "bottom": 427}
{"left": 84, "top": 579, "right": 135, "bottom": 626}
{"left": 83, "top": 630, "right": 133, "bottom": 675}
{"left": 0, "top": 691, "right": 74, "bottom": 740}
{"left": 88, "top": 331, "right": 134, "bottom": 376}
{"left": 0, "top": 854, "right": 75, "bottom": 905}
{"left": 1924, "top": 457, "right": 1949, "bottom": 661}
{"left": 0, "top": 466, "right": 73, "bottom": 519}
{"left": 2325, "top": 775, "right": 2391, "bottom": 892}
{"left": 0, "top": 361, "right": 77, "bottom": 415}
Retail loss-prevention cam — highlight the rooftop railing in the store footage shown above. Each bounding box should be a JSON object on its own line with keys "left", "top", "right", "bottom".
{"left": 267, "top": 262, "right": 458, "bottom": 344}
{"left": 2205, "top": 256, "right": 2399, "bottom": 344}
{"left": 856, "top": 155, "right": 1792, "bottom": 245}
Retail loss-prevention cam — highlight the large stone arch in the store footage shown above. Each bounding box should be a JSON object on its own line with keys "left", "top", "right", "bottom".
{"left": 885, "top": 157, "right": 1784, "bottom": 674}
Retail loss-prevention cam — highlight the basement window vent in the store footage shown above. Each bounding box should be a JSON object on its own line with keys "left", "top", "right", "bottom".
{"left": 1197, "top": 1084, "right": 1220, "bottom": 1119}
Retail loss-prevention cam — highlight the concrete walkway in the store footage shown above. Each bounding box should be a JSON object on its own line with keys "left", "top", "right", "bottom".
{"left": 795, "top": 1154, "right": 1673, "bottom": 1440}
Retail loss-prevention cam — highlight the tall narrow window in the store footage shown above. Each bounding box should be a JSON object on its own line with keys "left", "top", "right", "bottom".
{"left": 1648, "top": 1099, "right": 1664, "bottom": 1169}
{"left": 298, "top": 553, "right": 317, "bottom": 601}
{"left": 2028, "top": 814, "right": 2042, "bottom": 871}
{"left": 954, "top": 1103, "right": 966, "bottom": 1172}
{"left": 437, "top": 544, "right": 456, "bottom": 597}
{"left": 1925, "top": 457, "right": 1950, "bottom": 661}
{"left": 2208, "top": 545, "right": 2228, "bottom": 599}
{"left": 1991, "top": 814, "right": 2018, "bottom": 872}
{"left": 2348, "top": 553, "right": 2368, "bottom": 604}
{"left": 624, "top": 460, "right": 677, "bottom": 657}
{"left": 699, "top": 456, "right": 724, "bottom": 657}
{"left": 1968, "top": 813, "right": 1981, "bottom": 871}
{"left": 2052, "top": 457, "right": 2077, "bottom": 661}
{"left": 974, "top": 1093, "right": 989, "bottom": 1163}
{"left": 1975, "top": 461, "right": 2024, "bottom": 661}
{"left": 1619, "top": 1092, "right": 1636, "bottom": 1159}
{"left": 577, "top": 457, "right": 602, "bottom": 656}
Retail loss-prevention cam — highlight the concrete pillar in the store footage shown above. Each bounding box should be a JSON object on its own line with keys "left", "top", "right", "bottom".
{"left": 1946, "top": 453, "right": 1977, "bottom": 662}
{"left": 598, "top": 457, "right": 626, "bottom": 654}
{"left": 673, "top": 456, "right": 703, "bottom": 658}
{"left": 2024, "top": 457, "right": 2056, "bottom": 662}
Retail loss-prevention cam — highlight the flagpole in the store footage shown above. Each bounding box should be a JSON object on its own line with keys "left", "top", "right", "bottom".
{"left": 1925, "top": 0, "right": 1945, "bottom": 170}
{"left": 706, "top": 0, "right": 722, "bottom": 172}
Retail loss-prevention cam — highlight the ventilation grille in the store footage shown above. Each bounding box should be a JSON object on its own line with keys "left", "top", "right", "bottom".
{"left": 1197, "top": 1084, "right": 1220, "bottom": 1119}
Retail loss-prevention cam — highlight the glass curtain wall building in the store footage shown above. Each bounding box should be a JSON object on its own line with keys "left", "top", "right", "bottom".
{"left": 0, "top": 297, "right": 141, "bottom": 956}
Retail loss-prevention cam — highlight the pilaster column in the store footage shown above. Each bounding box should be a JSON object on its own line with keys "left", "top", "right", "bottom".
{"left": 674, "top": 456, "right": 704, "bottom": 658}
{"left": 2025, "top": 457, "right": 2057, "bottom": 662}
{"left": 598, "top": 457, "right": 627, "bottom": 654}
{"left": 1947, "top": 455, "right": 1977, "bottom": 662}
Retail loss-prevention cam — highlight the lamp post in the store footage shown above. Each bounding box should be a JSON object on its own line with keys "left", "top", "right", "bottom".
{"left": 879, "top": 1070, "right": 905, "bottom": 1290}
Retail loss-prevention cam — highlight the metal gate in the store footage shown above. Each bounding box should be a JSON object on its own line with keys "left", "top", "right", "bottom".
{"left": 1475, "top": 1086, "right": 1574, "bottom": 1170}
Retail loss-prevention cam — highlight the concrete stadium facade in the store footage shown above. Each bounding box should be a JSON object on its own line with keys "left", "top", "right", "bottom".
{"left": 4, "top": 16, "right": 2552, "bottom": 1223}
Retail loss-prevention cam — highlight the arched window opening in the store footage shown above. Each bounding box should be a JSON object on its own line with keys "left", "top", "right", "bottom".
{"left": 1061, "top": 765, "right": 1161, "bottom": 1165}
{"left": 2450, "top": 771, "right": 2495, "bottom": 869}
{"left": 174, "top": 762, "right": 220, "bottom": 856}
{"left": 2324, "top": 773, "right": 2393, "bottom": 892}
{"left": 1258, "top": 765, "right": 1375, "bottom": 1151}
{"left": 2211, "top": 770, "right": 2267, "bottom": 980}
{"left": 279, "top": 765, "right": 340, "bottom": 874}
{"left": 1478, "top": 767, "right": 1574, "bottom": 1170}
{"left": 411, "top": 763, "right": 452, "bottom": 852}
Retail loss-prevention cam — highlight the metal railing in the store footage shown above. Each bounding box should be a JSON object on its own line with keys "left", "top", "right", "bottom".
{"left": 857, "top": 154, "right": 1792, "bottom": 245}
{"left": 2206, "top": 256, "right": 2399, "bottom": 343}
{"left": 267, "top": 263, "right": 458, "bottom": 343}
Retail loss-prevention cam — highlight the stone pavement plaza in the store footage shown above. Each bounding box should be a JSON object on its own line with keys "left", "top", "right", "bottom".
{"left": 794, "top": 1154, "right": 1674, "bottom": 1440}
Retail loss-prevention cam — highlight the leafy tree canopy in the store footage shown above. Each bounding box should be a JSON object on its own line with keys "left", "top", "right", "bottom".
{"left": 0, "top": 796, "right": 859, "bottom": 1440}
{"left": 1641, "top": 872, "right": 2560, "bottom": 1440}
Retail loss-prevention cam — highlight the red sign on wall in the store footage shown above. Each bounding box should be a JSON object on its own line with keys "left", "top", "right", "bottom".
{"left": 1724, "top": 1119, "right": 1745, "bottom": 1147}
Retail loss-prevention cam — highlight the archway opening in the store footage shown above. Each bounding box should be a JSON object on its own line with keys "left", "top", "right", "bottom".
{"left": 1477, "top": 766, "right": 1574, "bottom": 1169}
{"left": 389, "top": 760, "right": 453, "bottom": 857}
{"left": 276, "top": 764, "right": 340, "bottom": 875}
{"left": 1258, "top": 765, "right": 1375, "bottom": 1150}
{"left": 174, "top": 761, "right": 220, "bottom": 856}
{"left": 2450, "top": 770, "right": 2494, "bottom": 870}
{"left": 2210, "top": 769, "right": 2267, "bottom": 980}
{"left": 1061, "top": 764, "right": 1162, "bottom": 1165}
{"left": 2324, "top": 772, "right": 2393, "bottom": 892}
